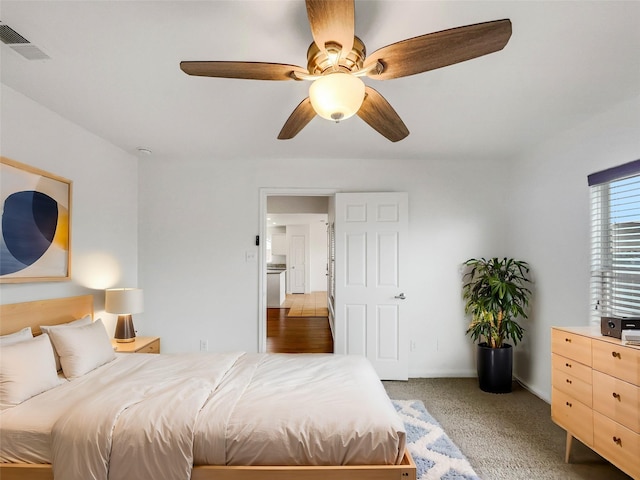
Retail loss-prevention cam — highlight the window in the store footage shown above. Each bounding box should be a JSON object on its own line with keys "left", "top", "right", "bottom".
{"left": 590, "top": 159, "right": 640, "bottom": 322}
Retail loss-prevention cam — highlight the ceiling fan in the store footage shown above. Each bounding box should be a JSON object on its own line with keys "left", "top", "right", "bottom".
{"left": 180, "top": 0, "right": 512, "bottom": 142}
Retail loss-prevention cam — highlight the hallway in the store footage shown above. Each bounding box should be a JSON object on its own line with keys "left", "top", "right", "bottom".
{"left": 266, "top": 292, "right": 332, "bottom": 353}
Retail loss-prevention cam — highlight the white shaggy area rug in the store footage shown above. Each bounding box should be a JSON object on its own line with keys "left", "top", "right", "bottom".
{"left": 393, "top": 399, "right": 480, "bottom": 480}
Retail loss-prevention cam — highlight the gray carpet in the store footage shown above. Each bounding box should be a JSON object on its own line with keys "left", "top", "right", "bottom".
{"left": 383, "top": 378, "right": 633, "bottom": 480}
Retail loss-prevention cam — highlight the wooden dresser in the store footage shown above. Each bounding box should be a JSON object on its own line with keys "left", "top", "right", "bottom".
{"left": 551, "top": 326, "right": 640, "bottom": 479}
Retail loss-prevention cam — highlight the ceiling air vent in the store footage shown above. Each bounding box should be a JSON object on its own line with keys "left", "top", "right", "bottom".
{"left": 0, "top": 23, "right": 50, "bottom": 60}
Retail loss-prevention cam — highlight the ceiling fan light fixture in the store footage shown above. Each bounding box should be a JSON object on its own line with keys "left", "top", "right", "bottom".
{"left": 309, "top": 72, "right": 365, "bottom": 122}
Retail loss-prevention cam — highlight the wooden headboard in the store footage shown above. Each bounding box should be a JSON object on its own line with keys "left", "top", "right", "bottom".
{"left": 0, "top": 295, "right": 94, "bottom": 336}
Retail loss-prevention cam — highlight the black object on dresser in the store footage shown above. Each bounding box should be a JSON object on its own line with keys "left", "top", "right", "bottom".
{"left": 601, "top": 316, "right": 640, "bottom": 339}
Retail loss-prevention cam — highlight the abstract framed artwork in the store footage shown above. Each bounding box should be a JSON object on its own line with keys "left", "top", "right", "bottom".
{"left": 0, "top": 157, "right": 72, "bottom": 283}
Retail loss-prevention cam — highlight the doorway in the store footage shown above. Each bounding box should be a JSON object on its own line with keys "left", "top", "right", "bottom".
{"left": 259, "top": 189, "right": 335, "bottom": 354}
{"left": 259, "top": 189, "right": 410, "bottom": 380}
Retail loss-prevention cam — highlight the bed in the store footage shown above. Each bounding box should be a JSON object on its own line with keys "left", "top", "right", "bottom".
{"left": 0, "top": 295, "right": 416, "bottom": 480}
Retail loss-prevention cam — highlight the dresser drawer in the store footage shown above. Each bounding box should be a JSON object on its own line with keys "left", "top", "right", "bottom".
{"left": 594, "top": 411, "right": 640, "bottom": 479}
{"left": 593, "top": 370, "right": 640, "bottom": 433}
{"left": 551, "top": 387, "right": 593, "bottom": 446}
{"left": 552, "top": 329, "right": 592, "bottom": 366}
{"left": 592, "top": 340, "right": 640, "bottom": 385}
{"left": 552, "top": 368, "right": 593, "bottom": 408}
{"left": 552, "top": 353, "right": 592, "bottom": 384}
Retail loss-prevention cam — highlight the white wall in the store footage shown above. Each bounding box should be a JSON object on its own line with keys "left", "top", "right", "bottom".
{"left": 138, "top": 155, "right": 510, "bottom": 377}
{"left": 9, "top": 82, "right": 636, "bottom": 395}
{"left": 507, "top": 94, "right": 640, "bottom": 401}
{"left": 7, "top": 79, "right": 636, "bottom": 397}
{"left": 0, "top": 84, "right": 139, "bottom": 336}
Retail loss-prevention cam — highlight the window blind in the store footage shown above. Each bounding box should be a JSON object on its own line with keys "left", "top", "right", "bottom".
{"left": 590, "top": 161, "right": 640, "bottom": 322}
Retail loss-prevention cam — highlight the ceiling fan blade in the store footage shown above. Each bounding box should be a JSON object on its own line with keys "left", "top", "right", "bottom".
{"left": 278, "top": 97, "right": 316, "bottom": 140}
{"left": 305, "top": 0, "right": 354, "bottom": 58}
{"left": 357, "top": 86, "right": 409, "bottom": 142}
{"left": 363, "top": 19, "right": 512, "bottom": 80}
{"left": 180, "top": 61, "right": 307, "bottom": 81}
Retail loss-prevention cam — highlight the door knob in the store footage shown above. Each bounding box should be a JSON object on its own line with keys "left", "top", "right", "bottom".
{"left": 394, "top": 293, "right": 406, "bottom": 300}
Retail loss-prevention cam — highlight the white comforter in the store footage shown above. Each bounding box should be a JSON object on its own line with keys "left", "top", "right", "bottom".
{"left": 195, "top": 353, "right": 405, "bottom": 466}
{"left": 2, "top": 352, "right": 405, "bottom": 480}
{"left": 51, "top": 352, "right": 242, "bottom": 480}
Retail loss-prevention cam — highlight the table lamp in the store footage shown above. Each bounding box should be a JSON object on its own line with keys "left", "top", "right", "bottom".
{"left": 105, "top": 288, "right": 143, "bottom": 343}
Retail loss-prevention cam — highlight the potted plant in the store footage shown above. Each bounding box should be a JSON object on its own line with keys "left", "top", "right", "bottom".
{"left": 462, "top": 257, "right": 532, "bottom": 393}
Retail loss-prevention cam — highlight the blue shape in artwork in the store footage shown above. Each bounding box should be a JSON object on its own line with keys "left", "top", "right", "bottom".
{"left": 1, "top": 191, "right": 58, "bottom": 275}
{"left": 0, "top": 240, "right": 28, "bottom": 274}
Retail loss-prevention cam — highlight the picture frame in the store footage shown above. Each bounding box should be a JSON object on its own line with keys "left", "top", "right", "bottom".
{"left": 0, "top": 157, "right": 72, "bottom": 283}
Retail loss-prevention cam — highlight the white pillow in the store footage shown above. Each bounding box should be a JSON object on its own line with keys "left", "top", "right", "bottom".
{"left": 41, "top": 315, "right": 93, "bottom": 371}
{"left": 0, "top": 327, "right": 33, "bottom": 346}
{"left": 0, "top": 334, "right": 60, "bottom": 410}
{"left": 47, "top": 318, "right": 115, "bottom": 379}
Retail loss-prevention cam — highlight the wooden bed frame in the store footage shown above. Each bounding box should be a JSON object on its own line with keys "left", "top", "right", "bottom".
{"left": 0, "top": 295, "right": 416, "bottom": 480}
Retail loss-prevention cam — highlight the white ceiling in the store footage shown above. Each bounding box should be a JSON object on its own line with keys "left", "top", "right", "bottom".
{"left": 2, "top": 1, "right": 639, "bottom": 162}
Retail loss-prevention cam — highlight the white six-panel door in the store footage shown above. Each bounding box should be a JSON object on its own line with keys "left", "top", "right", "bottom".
{"left": 287, "top": 225, "right": 308, "bottom": 294}
{"left": 290, "top": 234, "right": 306, "bottom": 293}
{"left": 334, "top": 192, "right": 408, "bottom": 380}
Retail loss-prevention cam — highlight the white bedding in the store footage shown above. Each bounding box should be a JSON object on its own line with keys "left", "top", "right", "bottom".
{"left": 0, "top": 352, "right": 405, "bottom": 479}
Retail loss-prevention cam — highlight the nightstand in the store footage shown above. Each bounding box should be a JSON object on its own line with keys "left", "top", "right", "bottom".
{"left": 111, "top": 336, "right": 160, "bottom": 354}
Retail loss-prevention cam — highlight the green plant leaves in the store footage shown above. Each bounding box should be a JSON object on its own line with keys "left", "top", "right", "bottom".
{"left": 462, "top": 257, "right": 531, "bottom": 347}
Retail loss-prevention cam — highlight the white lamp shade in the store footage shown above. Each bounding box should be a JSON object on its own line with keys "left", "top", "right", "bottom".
{"left": 309, "top": 72, "right": 365, "bottom": 122}
{"left": 105, "top": 288, "right": 144, "bottom": 314}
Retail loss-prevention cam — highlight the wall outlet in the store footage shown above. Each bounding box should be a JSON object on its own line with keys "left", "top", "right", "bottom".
{"left": 410, "top": 340, "right": 416, "bottom": 351}
{"left": 245, "top": 250, "right": 257, "bottom": 262}
{"left": 200, "top": 339, "right": 208, "bottom": 352}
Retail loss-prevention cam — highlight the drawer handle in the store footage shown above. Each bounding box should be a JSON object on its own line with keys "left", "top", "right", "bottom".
{"left": 566, "top": 401, "right": 572, "bottom": 407}
{"left": 612, "top": 436, "right": 622, "bottom": 446}
{"left": 565, "top": 338, "right": 572, "bottom": 343}
{"left": 611, "top": 351, "right": 621, "bottom": 359}
{"left": 612, "top": 392, "right": 621, "bottom": 400}
{"left": 566, "top": 379, "right": 572, "bottom": 384}
{"left": 565, "top": 363, "right": 572, "bottom": 368}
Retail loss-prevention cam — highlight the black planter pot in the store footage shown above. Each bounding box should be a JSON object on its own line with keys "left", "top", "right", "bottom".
{"left": 476, "top": 342, "right": 513, "bottom": 393}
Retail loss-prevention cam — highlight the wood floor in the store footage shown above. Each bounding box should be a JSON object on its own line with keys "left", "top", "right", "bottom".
{"left": 266, "top": 307, "right": 333, "bottom": 354}
{"left": 283, "top": 292, "right": 329, "bottom": 317}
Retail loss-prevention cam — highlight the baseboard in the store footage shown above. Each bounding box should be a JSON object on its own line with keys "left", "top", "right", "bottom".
{"left": 403, "top": 373, "right": 551, "bottom": 404}
{"left": 408, "top": 369, "right": 476, "bottom": 378}
{"left": 513, "top": 375, "right": 550, "bottom": 403}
